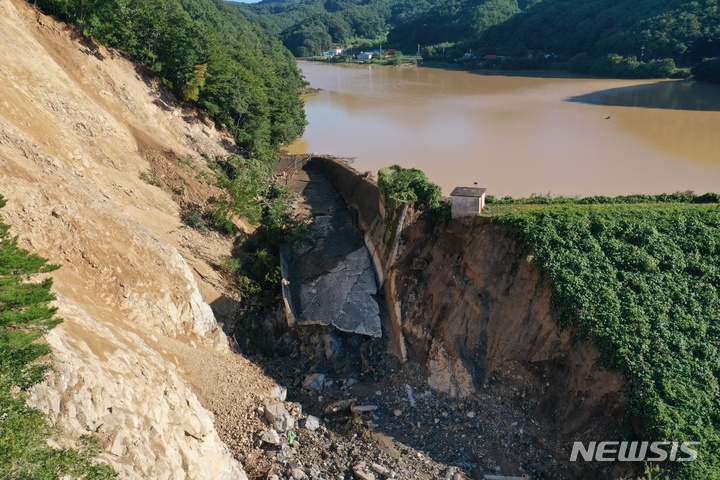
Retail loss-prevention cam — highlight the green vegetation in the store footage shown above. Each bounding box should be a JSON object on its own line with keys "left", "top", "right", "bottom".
{"left": 194, "top": 154, "right": 314, "bottom": 303}
{"left": 389, "top": 0, "right": 536, "bottom": 58}
{"left": 378, "top": 165, "right": 450, "bottom": 221}
{"left": 482, "top": 0, "right": 720, "bottom": 65}
{"left": 486, "top": 191, "right": 720, "bottom": 206}
{"left": 378, "top": 165, "right": 443, "bottom": 208}
{"left": 0, "top": 195, "right": 117, "bottom": 479}
{"left": 237, "top": 0, "right": 720, "bottom": 78}
{"left": 232, "top": 0, "right": 444, "bottom": 57}
{"left": 32, "top": 0, "right": 306, "bottom": 159}
{"left": 389, "top": 0, "right": 718, "bottom": 77}
{"left": 693, "top": 57, "right": 720, "bottom": 83}
{"left": 139, "top": 170, "right": 162, "bottom": 187}
{"left": 486, "top": 194, "right": 720, "bottom": 479}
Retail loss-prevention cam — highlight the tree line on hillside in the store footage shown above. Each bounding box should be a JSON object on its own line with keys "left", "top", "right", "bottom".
{"left": 232, "top": 0, "right": 444, "bottom": 57}
{"left": 34, "top": 0, "right": 307, "bottom": 159}
{"left": 244, "top": 0, "right": 720, "bottom": 80}
{"left": 397, "top": 0, "right": 720, "bottom": 78}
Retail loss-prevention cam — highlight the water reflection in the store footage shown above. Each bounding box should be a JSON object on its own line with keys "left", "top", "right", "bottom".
{"left": 568, "top": 80, "right": 720, "bottom": 111}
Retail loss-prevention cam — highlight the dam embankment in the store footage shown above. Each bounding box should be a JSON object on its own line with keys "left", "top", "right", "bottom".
{"left": 281, "top": 155, "right": 631, "bottom": 479}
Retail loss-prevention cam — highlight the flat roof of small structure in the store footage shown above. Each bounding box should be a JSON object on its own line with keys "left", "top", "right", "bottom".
{"left": 450, "top": 187, "right": 487, "bottom": 197}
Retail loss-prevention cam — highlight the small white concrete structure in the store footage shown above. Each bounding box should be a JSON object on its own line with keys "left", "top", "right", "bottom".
{"left": 450, "top": 186, "right": 487, "bottom": 218}
{"left": 357, "top": 52, "right": 374, "bottom": 60}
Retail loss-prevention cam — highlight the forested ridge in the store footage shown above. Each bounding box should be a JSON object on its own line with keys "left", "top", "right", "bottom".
{"left": 242, "top": 0, "right": 720, "bottom": 79}
{"left": 33, "top": 0, "right": 307, "bottom": 159}
{"left": 231, "top": 0, "right": 444, "bottom": 57}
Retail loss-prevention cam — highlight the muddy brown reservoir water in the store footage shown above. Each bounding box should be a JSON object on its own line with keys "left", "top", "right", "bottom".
{"left": 288, "top": 62, "right": 720, "bottom": 197}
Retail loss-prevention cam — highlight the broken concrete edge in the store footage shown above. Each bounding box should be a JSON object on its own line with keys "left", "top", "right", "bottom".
{"left": 364, "top": 228, "right": 385, "bottom": 288}
{"left": 386, "top": 203, "right": 409, "bottom": 269}
{"left": 292, "top": 318, "right": 383, "bottom": 338}
{"left": 279, "top": 245, "right": 297, "bottom": 328}
{"left": 384, "top": 273, "right": 408, "bottom": 363}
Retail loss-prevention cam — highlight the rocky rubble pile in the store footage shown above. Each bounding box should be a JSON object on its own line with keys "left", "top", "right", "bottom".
{"left": 231, "top": 350, "right": 567, "bottom": 480}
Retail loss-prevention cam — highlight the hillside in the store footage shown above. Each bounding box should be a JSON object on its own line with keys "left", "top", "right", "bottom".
{"left": 0, "top": 0, "right": 285, "bottom": 476}
{"left": 34, "top": 0, "right": 307, "bottom": 159}
{"left": 231, "top": 0, "right": 444, "bottom": 56}
{"left": 242, "top": 0, "right": 720, "bottom": 77}
{"left": 486, "top": 199, "right": 720, "bottom": 479}
{"left": 391, "top": 0, "right": 720, "bottom": 76}
{"left": 387, "top": 0, "right": 539, "bottom": 54}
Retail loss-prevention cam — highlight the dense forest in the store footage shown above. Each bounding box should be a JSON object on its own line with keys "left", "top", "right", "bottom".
{"left": 242, "top": 0, "right": 720, "bottom": 79}
{"left": 480, "top": 0, "right": 720, "bottom": 76}
{"left": 231, "top": 0, "right": 444, "bottom": 57}
{"left": 34, "top": 0, "right": 307, "bottom": 160}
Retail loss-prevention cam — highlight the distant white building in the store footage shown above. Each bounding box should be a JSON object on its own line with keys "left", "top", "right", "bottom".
{"left": 321, "top": 46, "right": 344, "bottom": 57}
{"left": 450, "top": 186, "right": 487, "bottom": 218}
{"left": 357, "top": 52, "right": 374, "bottom": 60}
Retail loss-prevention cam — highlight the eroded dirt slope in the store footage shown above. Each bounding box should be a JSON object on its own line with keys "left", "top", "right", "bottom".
{"left": 0, "top": 0, "right": 276, "bottom": 477}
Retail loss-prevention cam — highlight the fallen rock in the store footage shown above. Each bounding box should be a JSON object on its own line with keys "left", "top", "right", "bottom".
{"left": 271, "top": 385, "right": 288, "bottom": 402}
{"left": 303, "top": 373, "right": 326, "bottom": 391}
{"left": 265, "top": 403, "right": 295, "bottom": 432}
{"left": 371, "top": 463, "right": 395, "bottom": 478}
{"left": 304, "top": 415, "right": 321, "bottom": 431}
{"left": 405, "top": 384, "right": 416, "bottom": 408}
{"left": 261, "top": 429, "right": 281, "bottom": 446}
{"left": 289, "top": 402, "right": 303, "bottom": 417}
{"left": 324, "top": 398, "right": 357, "bottom": 415}
{"left": 353, "top": 461, "right": 377, "bottom": 480}
{"left": 351, "top": 405, "right": 379, "bottom": 414}
{"left": 291, "top": 467, "right": 308, "bottom": 479}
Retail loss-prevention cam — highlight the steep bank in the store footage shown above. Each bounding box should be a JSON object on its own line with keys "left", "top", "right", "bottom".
{"left": 0, "top": 0, "right": 280, "bottom": 477}
{"left": 389, "top": 215, "right": 626, "bottom": 439}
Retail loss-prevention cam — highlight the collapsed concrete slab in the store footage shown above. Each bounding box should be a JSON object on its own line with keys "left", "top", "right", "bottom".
{"left": 279, "top": 164, "right": 382, "bottom": 338}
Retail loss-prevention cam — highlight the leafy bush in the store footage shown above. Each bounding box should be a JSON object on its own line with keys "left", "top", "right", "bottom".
{"left": 492, "top": 201, "right": 720, "bottom": 479}
{"left": 181, "top": 208, "right": 208, "bottom": 232}
{"left": 378, "top": 164, "right": 443, "bottom": 209}
{"left": 202, "top": 202, "right": 238, "bottom": 236}
{"left": 0, "top": 194, "right": 116, "bottom": 479}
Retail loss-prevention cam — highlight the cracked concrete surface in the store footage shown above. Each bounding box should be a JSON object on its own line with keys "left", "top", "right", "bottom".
{"left": 280, "top": 164, "right": 382, "bottom": 337}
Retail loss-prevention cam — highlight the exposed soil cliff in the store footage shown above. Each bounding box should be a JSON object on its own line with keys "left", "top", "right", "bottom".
{"left": 387, "top": 212, "right": 630, "bottom": 477}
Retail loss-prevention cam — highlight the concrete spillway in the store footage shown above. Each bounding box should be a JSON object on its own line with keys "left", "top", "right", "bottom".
{"left": 279, "top": 162, "right": 382, "bottom": 337}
